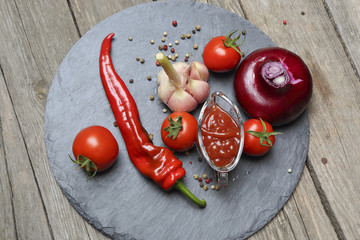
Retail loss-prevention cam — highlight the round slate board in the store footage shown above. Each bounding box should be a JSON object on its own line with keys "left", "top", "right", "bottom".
{"left": 44, "top": 1, "right": 309, "bottom": 240}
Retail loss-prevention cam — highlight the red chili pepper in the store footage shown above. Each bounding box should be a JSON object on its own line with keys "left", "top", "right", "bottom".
{"left": 99, "top": 33, "right": 206, "bottom": 208}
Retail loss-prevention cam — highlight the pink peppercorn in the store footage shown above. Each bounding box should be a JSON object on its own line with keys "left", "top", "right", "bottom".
{"left": 198, "top": 178, "right": 203, "bottom": 182}
{"left": 170, "top": 48, "right": 175, "bottom": 53}
{"left": 163, "top": 45, "right": 168, "bottom": 50}
{"left": 172, "top": 21, "right": 177, "bottom": 27}
{"left": 184, "top": 57, "right": 188, "bottom": 62}
{"left": 205, "top": 179, "right": 210, "bottom": 184}
{"left": 283, "top": 20, "right": 287, "bottom": 25}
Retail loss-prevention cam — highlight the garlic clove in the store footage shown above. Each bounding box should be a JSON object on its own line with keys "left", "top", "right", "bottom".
{"left": 173, "top": 62, "right": 190, "bottom": 88}
{"left": 187, "top": 79, "right": 210, "bottom": 103}
{"left": 189, "top": 61, "right": 209, "bottom": 81}
{"left": 167, "top": 89, "right": 198, "bottom": 112}
{"left": 158, "top": 80, "right": 176, "bottom": 104}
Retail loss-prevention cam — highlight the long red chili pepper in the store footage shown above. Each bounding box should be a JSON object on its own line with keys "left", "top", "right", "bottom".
{"left": 100, "top": 33, "right": 206, "bottom": 208}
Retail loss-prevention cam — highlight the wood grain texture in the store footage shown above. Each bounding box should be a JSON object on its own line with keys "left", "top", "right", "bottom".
{"left": 0, "top": 0, "right": 95, "bottom": 239}
{"left": 325, "top": 0, "right": 360, "bottom": 78}
{"left": 0, "top": 70, "right": 17, "bottom": 240}
{"left": 240, "top": 0, "right": 360, "bottom": 239}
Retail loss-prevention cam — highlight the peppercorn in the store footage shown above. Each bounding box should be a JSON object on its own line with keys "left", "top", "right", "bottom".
{"left": 198, "top": 177, "right": 203, "bottom": 182}
{"left": 283, "top": 20, "right": 287, "bottom": 25}
{"left": 170, "top": 48, "right": 175, "bottom": 53}
{"left": 203, "top": 185, "right": 209, "bottom": 191}
{"left": 168, "top": 55, "right": 172, "bottom": 59}
{"left": 163, "top": 45, "right": 168, "bottom": 50}
{"left": 158, "top": 45, "right": 163, "bottom": 50}
{"left": 202, "top": 173, "right": 207, "bottom": 179}
{"left": 149, "top": 95, "right": 154, "bottom": 101}
{"left": 171, "top": 56, "right": 176, "bottom": 62}
{"left": 301, "top": 11, "right": 305, "bottom": 15}
{"left": 192, "top": 30, "right": 196, "bottom": 34}
{"left": 140, "top": 59, "right": 145, "bottom": 63}
{"left": 168, "top": 43, "right": 172, "bottom": 47}
{"left": 193, "top": 174, "right": 199, "bottom": 179}
{"left": 156, "top": 61, "right": 160, "bottom": 66}
{"left": 161, "top": 37, "right": 166, "bottom": 42}
{"left": 113, "top": 121, "right": 118, "bottom": 127}
{"left": 184, "top": 57, "right": 188, "bottom": 62}
{"left": 195, "top": 25, "right": 201, "bottom": 31}
{"left": 149, "top": 133, "right": 154, "bottom": 140}
{"left": 162, "top": 108, "right": 167, "bottom": 113}
{"left": 163, "top": 32, "right": 168, "bottom": 37}
{"left": 242, "top": 30, "right": 246, "bottom": 35}
{"left": 129, "top": 79, "right": 134, "bottom": 83}
{"left": 186, "top": 33, "right": 191, "bottom": 39}
{"left": 193, "top": 44, "right": 198, "bottom": 50}
{"left": 210, "top": 185, "right": 215, "bottom": 190}
{"left": 136, "top": 57, "right": 140, "bottom": 61}
{"left": 150, "top": 40, "right": 155, "bottom": 44}
{"left": 175, "top": 40, "right": 179, "bottom": 45}
{"left": 205, "top": 179, "right": 210, "bottom": 184}
{"left": 200, "top": 182, "right": 204, "bottom": 188}
{"left": 288, "top": 168, "right": 292, "bottom": 173}
{"left": 181, "top": 34, "right": 185, "bottom": 39}
{"left": 174, "top": 53, "right": 179, "bottom": 58}
{"left": 185, "top": 53, "right": 190, "bottom": 58}
{"left": 128, "top": 36, "right": 133, "bottom": 41}
{"left": 172, "top": 20, "right": 177, "bottom": 26}
{"left": 147, "top": 75, "right": 151, "bottom": 81}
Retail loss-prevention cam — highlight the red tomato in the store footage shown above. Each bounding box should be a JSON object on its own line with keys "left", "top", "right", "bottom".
{"left": 72, "top": 125, "right": 118, "bottom": 175}
{"left": 203, "top": 31, "right": 244, "bottom": 73}
{"left": 243, "top": 119, "right": 282, "bottom": 157}
{"left": 161, "top": 112, "right": 198, "bottom": 151}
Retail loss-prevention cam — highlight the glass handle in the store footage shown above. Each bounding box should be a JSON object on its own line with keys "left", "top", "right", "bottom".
{"left": 215, "top": 171, "right": 228, "bottom": 188}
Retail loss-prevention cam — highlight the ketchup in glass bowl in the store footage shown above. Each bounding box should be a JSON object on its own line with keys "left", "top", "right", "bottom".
{"left": 197, "top": 92, "right": 244, "bottom": 187}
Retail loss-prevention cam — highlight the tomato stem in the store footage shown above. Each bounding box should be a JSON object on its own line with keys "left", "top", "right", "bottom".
{"left": 246, "top": 119, "right": 283, "bottom": 147}
{"left": 69, "top": 154, "right": 98, "bottom": 181}
{"left": 222, "top": 30, "right": 246, "bottom": 56}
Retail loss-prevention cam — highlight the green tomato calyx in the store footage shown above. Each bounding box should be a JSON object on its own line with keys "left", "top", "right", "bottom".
{"left": 164, "top": 116, "right": 183, "bottom": 140}
{"left": 69, "top": 154, "right": 98, "bottom": 181}
{"left": 222, "top": 30, "right": 246, "bottom": 56}
{"left": 245, "top": 119, "right": 283, "bottom": 147}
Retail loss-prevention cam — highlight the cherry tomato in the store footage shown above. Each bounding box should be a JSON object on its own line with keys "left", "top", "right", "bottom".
{"left": 71, "top": 125, "right": 118, "bottom": 177}
{"left": 243, "top": 119, "right": 282, "bottom": 157}
{"left": 202, "top": 30, "right": 244, "bottom": 73}
{"left": 161, "top": 112, "right": 197, "bottom": 151}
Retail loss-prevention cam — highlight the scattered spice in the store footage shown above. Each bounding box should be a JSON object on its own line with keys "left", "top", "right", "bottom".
{"left": 171, "top": 56, "right": 176, "bottom": 61}
{"left": 184, "top": 57, "right": 188, "bottom": 62}
{"left": 321, "top": 157, "right": 328, "bottom": 165}
{"left": 150, "top": 40, "right": 155, "bottom": 44}
{"left": 205, "top": 179, "right": 210, "bottom": 184}
{"left": 203, "top": 185, "right": 209, "bottom": 191}
{"left": 200, "top": 182, "right": 204, "bottom": 188}
{"left": 163, "top": 32, "right": 168, "bottom": 37}
{"left": 181, "top": 34, "right": 185, "bottom": 39}
{"left": 242, "top": 30, "right": 246, "bottom": 35}
{"left": 189, "top": 161, "right": 192, "bottom": 165}
{"left": 172, "top": 20, "right": 177, "bottom": 27}
{"left": 128, "top": 36, "right": 133, "bottom": 41}
{"left": 195, "top": 25, "right": 201, "bottom": 31}
{"left": 186, "top": 33, "right": 191, "bottom": 39}
{"left": 198, "top": 177, "right": 203, "bottom": 182}
{"left": 171, "top": 48, "right": 175, "bottom": 53}
{"left": 288, "top": 168, "right": 292, "bottom": 173}
{"left": 202, "top": 173, "right": 207, "bottom": 179}
{"left": 210, "top": 185, "right": 215, "bottom": 190}
{"left": 158, "top": 45, "right": 163, "bottom": 50}
{"left": 185, "top": 53, "right": 190, "bottom": 58}
{"left": 149, "top": 133, "right": 154, "bottom": 140}
{"left": 140, "top": 59, "right": 145, "bottom": 63}
{"left": 162, "top": 108, "right": 167, "bottom": 113}
{"left": 175, "top": 40, "right": 179, "bottom": 45}
{"left": 168, "top": 54, "right": 172, "bottom": 59}
{"left": 163, "top": 45, "right": 168, "bottom": 50}
{"left": 147, "top": 75, "right": 152, "bottom": 81}
{"left": 129, "top": 79, "right": 134, "bottom": 83}
{"left": 283, "top": 20, "right": 287, "bottom": 25}
{"left": 149, "top": 95, "right": 154, "bottom": 101}
{"left": 113, "top": 121, "right": 118, "bottom": 127}
{"left": 136, "top": 57, "right": 140, "bottom": 61}
{"left": 301, "top": 11, "right": 305, "bottom": 15}
{"left": 193, "top": 44, "right": 198, "bottom": 50}
{"left": 156, "top": 61, "right": 160, "bottom": 66}
{"left": 194, "top": 174, "right": 199, "bottom": 179}
{"left": 168, "top": 43, "right": 173, "bottom": 47}
{"left": 161, "top": 37, "right": 166, "bottom": 42}
{"left": 192, "top": 30, "right": 196, "bottom": 34}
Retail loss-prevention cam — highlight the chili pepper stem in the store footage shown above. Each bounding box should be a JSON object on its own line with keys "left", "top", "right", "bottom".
{"left": 155, "top": 52, "right": 182, "bottom": 87}
{"left": 174, "top": 180, "right": 206, "bottom": 208}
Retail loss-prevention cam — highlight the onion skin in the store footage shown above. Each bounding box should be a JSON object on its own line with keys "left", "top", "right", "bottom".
{"left": 234, "top": 47, "right": 312, "bottom": 126}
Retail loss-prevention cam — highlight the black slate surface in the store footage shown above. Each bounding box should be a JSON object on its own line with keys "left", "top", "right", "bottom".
{"left": 44, "top": 1, "right": 310, "bottom": 240}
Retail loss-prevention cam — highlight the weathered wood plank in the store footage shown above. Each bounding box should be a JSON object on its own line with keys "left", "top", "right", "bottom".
{"left": 0, "top": 0, "right": 94, "bottom": 239}
{"left": 325, "top": 0, "right": 360, "bottom": 78}
{"left": 69, "top": 0, "right": 153, "bottom": 36}
{"left": 240, "top": 0, "right": 360, "bottom": 239}
{"left": 0, "top": 69, "right": 17, "bottom": 240}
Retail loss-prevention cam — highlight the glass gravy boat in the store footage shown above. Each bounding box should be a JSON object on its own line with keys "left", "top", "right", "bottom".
{"left": 197, "top": 92, "right": 244, "bottom": 187}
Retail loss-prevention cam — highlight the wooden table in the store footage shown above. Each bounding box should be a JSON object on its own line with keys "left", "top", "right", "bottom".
{"left": 1, "top": 0, "right": 359, "bottom": 239}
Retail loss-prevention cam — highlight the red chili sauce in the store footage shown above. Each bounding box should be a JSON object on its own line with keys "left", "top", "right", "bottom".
{"left": 201, "top": 105, "right": 241, "bottom": 167}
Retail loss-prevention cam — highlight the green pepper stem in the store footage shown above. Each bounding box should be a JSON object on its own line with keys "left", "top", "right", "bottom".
{"left": 174, "top": 180, "right": 206, "bottom": 208}
{"left": 155, "top": 52, "right": 182, "bottom": 88}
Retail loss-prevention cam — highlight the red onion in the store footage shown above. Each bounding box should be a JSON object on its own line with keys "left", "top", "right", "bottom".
{"left": 234, "top": 47, "right": 312, "bottom": 126}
